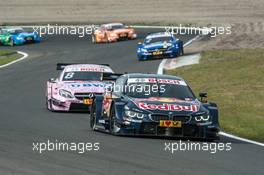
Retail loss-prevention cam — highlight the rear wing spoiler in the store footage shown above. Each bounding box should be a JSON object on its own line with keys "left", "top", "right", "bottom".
{"left": 56, "top": 63, "right": 110, "bottom": 70}
{"left": 102, "top": 73, "right": 123, "bottom": 81}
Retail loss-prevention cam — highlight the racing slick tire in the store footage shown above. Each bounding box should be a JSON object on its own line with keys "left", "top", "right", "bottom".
{"left": 10, "top": 37, "right": 14, "bottom": 47}
{"left": 90, "top": 103, "right": 97, "bottom": 130}
{"left": 109, "top": 106, "right": 117, "bottom": 135}
{"left": 180, "top": 47, "right": 184, "bottom": 56}
{"left": 46, "top": 97, "right": 54, "bottom": 112}
{"left": 45, "top": 97, "right": 49, "bottom": 110}
{"left": 106, "top": 36, "right": 111, "bottom": 43}
{"left": 92, "top": 35, "right": 97, "bottom": 44}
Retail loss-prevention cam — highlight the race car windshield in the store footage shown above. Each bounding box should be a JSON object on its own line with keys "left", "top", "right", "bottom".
{"left": 125, "top": 83, "right": 195, "bottom": 100}
{"left": 62, "top": 72, "right": 102, "bottom": 81}
{"left": 1, "top": 30, "right": 11, "bottom": 34}
{"left": 145, "top": 36, "right": 172, "bottom": 44}
{"left": 8, "top": 29, "right": 24, "bottom": 34}
{"left": 108, "top": 24, "right": 125, "bottom": 30}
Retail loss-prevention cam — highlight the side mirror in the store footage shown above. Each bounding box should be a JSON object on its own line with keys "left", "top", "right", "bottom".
{"left": 106, "top": 85, "right": 113, "bottom": 93}
{"left": 199, "top": 92, "right": 208, "bottom": 103}
{"left": 49, "top": 78, "right": 55, "bottom": 82}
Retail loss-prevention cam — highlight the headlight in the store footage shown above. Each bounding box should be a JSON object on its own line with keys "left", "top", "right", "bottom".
{"left": 16, "top": 36, "right": 23, "bottom": 40}
{"left": 141, "top": 48, "right": 148, "bottom": 52}
{"left": 59, "top": 89, "right": 74, "bottom": 99}
{"left": 110, "top": 33, "right": 117, "bottom": 37}
{"left": 194, "top": 114, "right": 210, "bottom": 122}
{"left": 125, "top": 110, "right": 146, "bottom": 119}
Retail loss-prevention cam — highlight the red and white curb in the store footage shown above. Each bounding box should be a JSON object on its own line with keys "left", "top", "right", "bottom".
{"left": 0, "top": 51, "right": 28, "bottom": 69}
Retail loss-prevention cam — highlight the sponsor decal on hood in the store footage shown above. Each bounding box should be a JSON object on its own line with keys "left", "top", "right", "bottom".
{"left": 136, "top": 102, "right": 199, "bottom": 112}
{"left": 127, "top": 78, "right": 187, "bottom": 86}
{"left": 58, "top": 82, "right": 106, "bottom": 93}
{"left": 69, "top": 83, "right": 105, "bottom": 88}
{"left": 133, "top": 97, "right": 192, "bottom": 103}
{"left": 145, "top": 42, "right": 171, "bottom": 49}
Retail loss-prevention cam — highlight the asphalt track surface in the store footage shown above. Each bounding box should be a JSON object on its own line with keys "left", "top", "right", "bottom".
{"left": 0, "top": 28, "right": 263, "bottom": 175}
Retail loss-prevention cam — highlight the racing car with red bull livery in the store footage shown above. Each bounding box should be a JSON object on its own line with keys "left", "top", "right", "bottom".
{"left": 90, "top": 73, "right": 220, "bottom": 140}
{"left": 46, "top": 63, "right": 114, "bottom": 112}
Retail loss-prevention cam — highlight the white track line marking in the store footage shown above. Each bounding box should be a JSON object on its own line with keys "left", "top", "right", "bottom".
{"left": 219, "top": 132, "right": 264, "bottom": 147}
{"left": 157, "top": 59, "right": 167, "bottom": 74}
{"left": 0, "top": 51, "right": 28, "bottom": 69}
{"left": 183, "top": 35, "right": 201, "bottom": 47}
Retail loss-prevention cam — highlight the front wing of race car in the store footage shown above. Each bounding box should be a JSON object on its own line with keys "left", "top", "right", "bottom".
{"left": 137, "top": 48, "right": 180, "bottom": 61}
{"left": 46, "top": 81, "right": 94, "bottom": 112}
{"left": 110, "top": 119, "right": 220, "bottom": 140}
{"left": 48, "top": 97, "right": 93, "bottom": 112}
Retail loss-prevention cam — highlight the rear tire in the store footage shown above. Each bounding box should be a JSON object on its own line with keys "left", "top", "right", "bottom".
{"left": 181, "top": 48, "right": 184, "bottom": 56}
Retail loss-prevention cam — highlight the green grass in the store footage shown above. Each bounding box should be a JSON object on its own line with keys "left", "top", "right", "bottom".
{"left": 0, "top": 50, "right": 22, "bottom": 66}
{"left": 167, "top": 49, "right": 264, "bottom": 142}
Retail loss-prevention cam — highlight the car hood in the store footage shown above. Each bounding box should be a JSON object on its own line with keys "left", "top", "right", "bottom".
{"left": 127, "top": 97, "right": 206, "bottom": 115}
{"left": 112, "top": 28, "right": 132, "bottom": 34}
{"left": 57, "top": 81, "right": 105, "bottom": 94}
{"left": 143, "top": 41, "right": 173, "bottom": 50}
{"left": 15, "top": 32, "right": 36, "bottom": 37}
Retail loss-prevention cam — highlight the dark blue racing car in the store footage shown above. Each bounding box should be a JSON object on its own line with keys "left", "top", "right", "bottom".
{"left": 137, "top": 32, "right": 184, "bottom": 61}
{"left": 90, "top": 73, "right": 220, "bottom": 140}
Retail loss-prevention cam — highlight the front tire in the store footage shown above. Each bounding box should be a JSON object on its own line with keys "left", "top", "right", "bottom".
{"left": 92, "top": 35, "right": 97, "bottom": 44}
{"left": 109, "top": 106, "right": 117, "bottom": 134}
{"left": 10, "top": 37, "right": 14, "bottom": 47}
{"left": 46, "top": 98, "right": 54, "bottom": 112}
{"left": 90, "top": 103, "right": 96, "bottom": 130}
{"left": 46, "top": 97, "right": 49, "bottom": 110}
